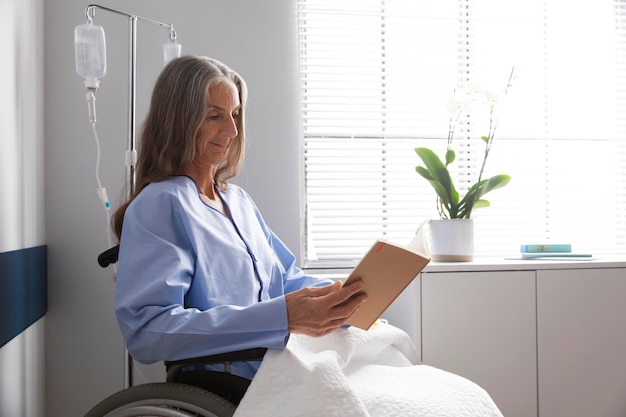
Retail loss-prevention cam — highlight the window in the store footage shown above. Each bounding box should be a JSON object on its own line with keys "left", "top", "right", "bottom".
{"left": 298, "top": 0, "right": 626, "bottom": 267}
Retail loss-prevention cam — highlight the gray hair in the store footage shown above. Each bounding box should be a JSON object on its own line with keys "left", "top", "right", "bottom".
{"left": 113, "top": 55, "right": 248, "bottom": 239}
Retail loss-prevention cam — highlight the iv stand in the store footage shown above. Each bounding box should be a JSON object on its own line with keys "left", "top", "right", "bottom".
{"left": 84, "top": 4, "right": 178, "bottom": 389}
{"left": 85, "top": 4, "right": 177, "bottom": 198}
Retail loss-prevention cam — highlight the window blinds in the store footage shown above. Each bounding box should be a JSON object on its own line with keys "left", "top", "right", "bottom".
{"left": 298, "top": 0, "right": 626, "bottom": 267}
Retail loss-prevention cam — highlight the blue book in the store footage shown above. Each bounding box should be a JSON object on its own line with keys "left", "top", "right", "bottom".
{"left": 520, "top": 253, "right": 593, "bottom": 260}
{"left": 520, "top": 244, "right": 572, "bottom": 253}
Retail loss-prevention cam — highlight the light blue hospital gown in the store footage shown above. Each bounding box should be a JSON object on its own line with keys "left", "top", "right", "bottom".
{"left": 115, "top": 175, "right": 329, "bottom": 379}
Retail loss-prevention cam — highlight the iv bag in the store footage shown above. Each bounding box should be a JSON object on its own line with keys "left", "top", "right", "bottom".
{"left": 75, "top": 23, "right": 107, "bottom": 89}
{"left": 163, "top": 42, "right": 182, "bottom": 66}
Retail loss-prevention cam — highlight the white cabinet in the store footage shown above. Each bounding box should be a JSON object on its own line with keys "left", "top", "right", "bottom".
{"left": 537, "top": 268, "right": 626, "bottom": 417}
{"left": 421, "top": 270, "right": 537, "bottom": 417}
{"left": 417, "top": 259, "right": 626, "bottom": 417}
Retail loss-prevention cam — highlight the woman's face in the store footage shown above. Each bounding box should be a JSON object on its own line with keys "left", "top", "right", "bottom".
{"left": 194, "top": 81, "right": 241, "bottom": 169}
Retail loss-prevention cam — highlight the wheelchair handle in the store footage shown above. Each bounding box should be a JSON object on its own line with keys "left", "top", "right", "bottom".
{"left": 98, "top": 245, "right": 120, "bottom": 267}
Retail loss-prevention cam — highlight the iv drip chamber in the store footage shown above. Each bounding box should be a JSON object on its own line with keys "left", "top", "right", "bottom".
{"left": 75, "top": 23, "right": 107, "bottom": 89}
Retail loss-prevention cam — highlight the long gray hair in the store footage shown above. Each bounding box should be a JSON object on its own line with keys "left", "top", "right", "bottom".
{"left": 113, "top": 55, "right": 248, "bottom": 239}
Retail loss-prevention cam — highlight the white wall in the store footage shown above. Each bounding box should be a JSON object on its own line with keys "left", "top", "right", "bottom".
{"left": 45, "top": 1, "right": 304, "bottom": 415}
{"left": 0, "top": 0, "right": 45, "bottom": 415}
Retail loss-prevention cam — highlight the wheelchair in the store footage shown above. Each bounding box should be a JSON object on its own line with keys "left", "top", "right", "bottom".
{"left": 86, "top": 246, "right": 267, "bottom": 417}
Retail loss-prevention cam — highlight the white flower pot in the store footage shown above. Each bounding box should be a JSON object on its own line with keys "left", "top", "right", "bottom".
{"left": 428, "top": 219, "right": 474, "bottom": 262}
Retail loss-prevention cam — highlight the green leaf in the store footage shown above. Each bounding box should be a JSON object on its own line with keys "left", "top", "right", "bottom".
{"left": 445, "top": 149, "right": 455, "bottom": 165}
{"left": 458, "top": 174, "right": 511, "bottom": 217}
{"left": 415, "top": 166, "right": 453, "bottom": 209}
{"left": 480, "top": 135, "right": 489, "bottom": 144}
{"left": 472, "top": 199, "right": 490, "bottom": 209}
{"left": 414, "top": 148, "right": 452, "bottom": 194}
{"left": 415, "top": 147, "right": 461, "bottom": 216}
{"left": 415, "top": 166, "right": 435, "bottom": 181}
{"left": 479, "top": 174, "right": 511, "bottom": 197}
{"left": 415, "top": 148, "right": 510, "bottom": 219}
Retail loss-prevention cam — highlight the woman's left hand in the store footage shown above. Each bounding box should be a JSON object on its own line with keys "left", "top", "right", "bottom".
{"left": 285, "top": 280, "right": 368, "bottom": 337}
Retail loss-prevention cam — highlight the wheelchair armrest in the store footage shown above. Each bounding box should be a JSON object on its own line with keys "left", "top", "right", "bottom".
{"left": 165, "top": 348, "right": 267, "bottom": 382}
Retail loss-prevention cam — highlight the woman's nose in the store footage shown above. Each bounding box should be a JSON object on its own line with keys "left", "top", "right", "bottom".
{"left": 223, "top": 116, "right": 238, "bottom": 138}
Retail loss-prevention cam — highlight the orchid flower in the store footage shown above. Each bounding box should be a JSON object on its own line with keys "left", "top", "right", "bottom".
{"left": 415, "top": 67, "right": 517, "bottom": 219}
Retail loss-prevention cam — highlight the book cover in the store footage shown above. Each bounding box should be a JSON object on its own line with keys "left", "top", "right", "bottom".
{"left": 520, "top": 253, "right": 593, "bottom": 259}
{"left": 344, "top": 239, "right": 430, "bottom": 330}
{"left": 520, "top": 244, "right": 572, "bottom": 253}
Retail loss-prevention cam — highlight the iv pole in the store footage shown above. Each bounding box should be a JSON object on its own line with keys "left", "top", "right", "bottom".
{"left": 85, "top": 4, "right": 178, "bottom": 198}
{"left": 83, "top": 4, "right": 179, "bottom": 389}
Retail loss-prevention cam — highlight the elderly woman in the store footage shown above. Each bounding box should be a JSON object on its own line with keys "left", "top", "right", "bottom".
{"left": 111, "top": 56, "right": 505, "bottom": 417}
{"left": 113, "top": 55, "right": 367, "bottom": 388}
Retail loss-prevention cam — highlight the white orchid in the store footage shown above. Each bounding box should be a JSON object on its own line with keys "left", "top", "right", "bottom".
{"left": 415, "top": 67, "right": 517, "bottom": 219}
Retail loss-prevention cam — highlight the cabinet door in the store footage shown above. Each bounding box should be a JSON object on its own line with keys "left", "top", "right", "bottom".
{"left": 421, "top": 270, "right": 537, "bottom": 417}
{"left": 537, "top": 268, "right": 626, "bottom": 417}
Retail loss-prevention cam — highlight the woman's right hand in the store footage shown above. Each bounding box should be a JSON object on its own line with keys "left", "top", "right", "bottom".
{"left": 285, "top": 280, "right": 368, "bottom": 337}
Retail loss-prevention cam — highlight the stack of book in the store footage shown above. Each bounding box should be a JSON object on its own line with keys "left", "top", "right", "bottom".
{"left": 519, "top": 244, "right": 593, "bottom": 259}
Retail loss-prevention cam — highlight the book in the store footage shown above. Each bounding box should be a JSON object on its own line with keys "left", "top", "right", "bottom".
{"left": 519, "top": 253, "right": 593, "bottom": 259}
{"left": 520, "top": 244, "right": 572, "bottom": 253}
{"left": 344, "top": 239, "right": 430, "bottom": 330}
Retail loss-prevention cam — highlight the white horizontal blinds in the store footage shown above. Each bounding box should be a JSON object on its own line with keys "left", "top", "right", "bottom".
{"left": 304, "top": 138, "right": 436, "bottom": 265}
{"left": 299, "top": 0, "right": 626, "bottom": 266}
{"left": 299, "top": 1, "right": 458, "bottom": 136}
{"left": 300, "top": 2, "right": 384, "bottom": 264}
{"left": 299, "top": 0, "right": 458, "bottom": 265}
{"left": 454, "top": 0, "right": 550, "bottom": 255}
{"left": 544, "top": 2, "right": 617, "bottom": 140}
{"left": 540, "top": 1, "right": 626, "bottom": 255}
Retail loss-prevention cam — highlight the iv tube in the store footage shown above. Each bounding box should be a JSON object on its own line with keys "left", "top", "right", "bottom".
{"left": 85, "top": 90, "right": 115, "bottom": 257}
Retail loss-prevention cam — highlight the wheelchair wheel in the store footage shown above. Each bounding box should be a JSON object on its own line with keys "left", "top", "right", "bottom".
{"left": 85, "top": 382, "right": 236, "bottom": 417}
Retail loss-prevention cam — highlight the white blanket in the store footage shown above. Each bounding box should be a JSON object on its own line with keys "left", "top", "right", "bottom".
{"left": 234, "top": 322, "right": 503, "bottom": 417}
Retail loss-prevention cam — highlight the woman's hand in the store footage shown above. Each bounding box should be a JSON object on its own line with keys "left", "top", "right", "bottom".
{"left": 285, "top": 280, "right": 368, "bottom": 337}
